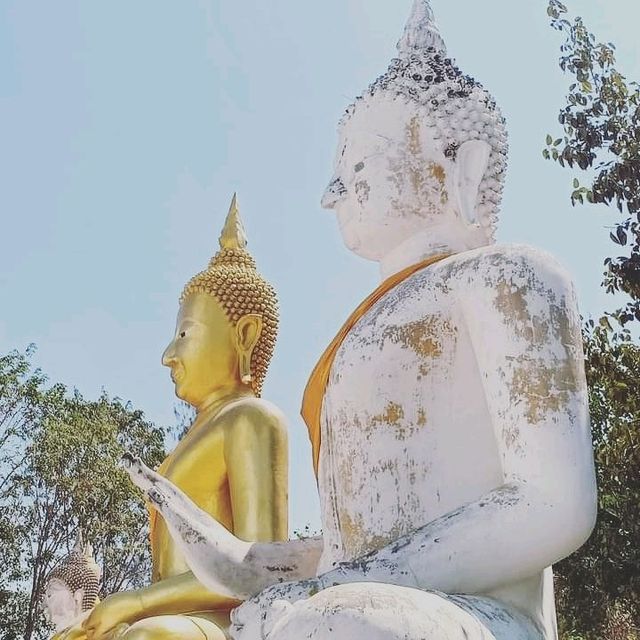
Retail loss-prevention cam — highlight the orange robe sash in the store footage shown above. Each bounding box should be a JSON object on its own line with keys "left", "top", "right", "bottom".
{"left": 301, "top": 254, "right": 450, "bottom": 478}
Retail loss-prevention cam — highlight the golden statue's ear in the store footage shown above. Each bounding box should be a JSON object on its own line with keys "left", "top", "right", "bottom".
{"left": 235, "top": 315, "right": 263, "bottom": 387}
{"left": 235, "top": 314, "right": 263, "bottom": 353}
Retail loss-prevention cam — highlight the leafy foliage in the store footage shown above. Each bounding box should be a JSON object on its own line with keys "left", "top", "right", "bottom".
{"left": 545, "top": 0, "right": 640, "bottom": 326}
{"left": 555, "top": 324, "right": 640, "bottom": 640}
{"left": 545, "top": 3, "right": 640, "bottom": 637}
{"left": 0, "top": 348, "right": 168, "bottom": 640}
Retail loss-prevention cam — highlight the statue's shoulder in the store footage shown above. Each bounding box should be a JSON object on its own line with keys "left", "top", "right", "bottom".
{"left": 441, "top": 243, "right": 574, "bottom": 293}
{"left": 218, "top": 397, "right": 288, "bottom": 433}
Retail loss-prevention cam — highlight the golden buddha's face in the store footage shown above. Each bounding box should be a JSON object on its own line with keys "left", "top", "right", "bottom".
{"left": 162, "top": 293, "right": 238, "bottom": 408}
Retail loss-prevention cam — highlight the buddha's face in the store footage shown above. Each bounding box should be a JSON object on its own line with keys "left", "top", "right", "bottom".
{"left": 322, "top": 94, "right": 487, "bottom": 261}
{"left": 163, "top": 293, "right": 238, "bottom": 408}
{"left": 42, "top": 579, "right": 81, "bottom": 631}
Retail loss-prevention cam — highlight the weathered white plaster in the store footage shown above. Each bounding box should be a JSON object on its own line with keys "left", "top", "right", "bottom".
{"left": 42, "top": 579, "right": 86, "bottom": 634}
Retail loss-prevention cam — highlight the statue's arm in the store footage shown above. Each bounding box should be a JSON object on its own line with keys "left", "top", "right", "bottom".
{"left": 81, "top": 571, "right": 240, "bottom": 639}
{"left": 121, "top": 406, "right": 322, "bottom": 603}
{"left": 224, "top": 400, "right": 289, "bottom": 542}
{"left": 321, "top": 250, "right": 598, "bottom": 595}
{"left": 451, "top": 250, "right": 598, "bottom": 586}
{"left": 132, "top": 571, "right": 240, "bottom": 615}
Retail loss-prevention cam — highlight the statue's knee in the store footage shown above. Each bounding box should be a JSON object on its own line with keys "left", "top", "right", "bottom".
{"left": 269, "top": 584, "right": 427, "bottom": 640}
{"left": 121, "top": 620, "right": 157, "bottom": 640}
{"left": 122, "top": 616, "right": 225, "bottom": 640}
{"left": 269, "top": 585, "right": 508, "bottom": 640}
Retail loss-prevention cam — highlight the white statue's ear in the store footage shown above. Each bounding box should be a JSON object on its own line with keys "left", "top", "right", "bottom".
{"left": 454, "top": 139, "right": 491, "bottom": 225}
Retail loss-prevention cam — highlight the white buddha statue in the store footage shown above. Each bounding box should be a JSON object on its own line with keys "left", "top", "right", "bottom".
{"left": 122, "top": 2, "right": 597, "bottom": 639}
{"left": 43, "top": 533, "right": 101, "bottom": 636}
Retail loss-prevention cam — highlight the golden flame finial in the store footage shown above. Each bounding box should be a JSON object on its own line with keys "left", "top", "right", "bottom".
{"left": 219, "top": 193, "right": 248, "bottom": 250}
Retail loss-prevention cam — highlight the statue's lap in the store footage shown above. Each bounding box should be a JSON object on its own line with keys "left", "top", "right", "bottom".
{"left": 123, "top": 612, "right": 229, "bottom": 640}
{"left": 268, "top": 584, "right": 543, "bottom": 640}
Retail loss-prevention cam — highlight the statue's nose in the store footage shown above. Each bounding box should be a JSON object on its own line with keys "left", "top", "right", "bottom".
{"left": 321, "top": 177, "right": 347, "bottom": 209}
{"left": 162, "top": 341, "right": 177, "bottom": 367}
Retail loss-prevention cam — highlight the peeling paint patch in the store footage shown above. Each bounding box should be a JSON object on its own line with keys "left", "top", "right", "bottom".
{"left": 355, "top": 180, "right": 371, "bottom": 205}
{"left": 508, "top": 356, "right": 578, "bottom": 425}
{"left": 387, "top": 115, "right": 449, "bottom": 219}
{"left": 339, "top": 508, "right": 409, "bottom": 559}
{"left": 372, "top": 402, "right": 405, "bottom": 428}
{"left": 383, "top": 316, "right": 457, "bottom": 375}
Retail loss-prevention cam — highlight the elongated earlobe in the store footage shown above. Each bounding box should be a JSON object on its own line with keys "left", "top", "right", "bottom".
{"left": 235, "top": 314, "right": 264, "bottom": 387}
{"left": 455, "top": 139, "right": 491, "bottom": 226}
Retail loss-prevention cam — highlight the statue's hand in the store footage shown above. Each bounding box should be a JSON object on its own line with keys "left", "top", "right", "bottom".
{"left": 82, "top": 593, "right": 141, "bottom": 640}
{"left": 51, "top": 622, "right": 88, "bottom": 640}
{"left": 229, "top": 579, "right": 323, "bottom": 640}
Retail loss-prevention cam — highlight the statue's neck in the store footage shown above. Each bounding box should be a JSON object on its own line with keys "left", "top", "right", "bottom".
{"left": 379, "top": 223, "right": 490, "bottom": 281}
{"left": 196, "top": 386, "right": 253, "bottom": 417}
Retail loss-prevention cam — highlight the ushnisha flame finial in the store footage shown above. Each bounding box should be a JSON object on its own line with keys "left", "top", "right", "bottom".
{"left": 219, "top": 193, "right": 248, "bottom": 251}
{"left": 397, "top": 0, "right": 446, "bottom": 56}
{"left": 73, "top": 528, "right": 84, "bottom": 554}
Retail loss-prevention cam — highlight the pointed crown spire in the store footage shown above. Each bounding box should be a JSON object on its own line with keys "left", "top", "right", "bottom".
{"left": 73, "top": 529, "right": 84, "bottom": 554}
{"left": 397, "top": 0, "right": 446, "bottom": 57}
{"left": 219, "top": 193, "right": 248, "bottom": 251}
{"left": 73, "top": 528, "right": 94, "bottom": 558}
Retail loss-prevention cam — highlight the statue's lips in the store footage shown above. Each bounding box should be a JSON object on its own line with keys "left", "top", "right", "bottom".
{"left": 171, "top": 368, "right": 185, "bottom": 384}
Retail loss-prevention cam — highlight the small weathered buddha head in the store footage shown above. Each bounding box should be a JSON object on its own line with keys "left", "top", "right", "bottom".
{"left": 43, "top": 535, "right": 101, "bottom": 632}
{"left": 322, "top": 0, "right": 508, "bottom": 261}
{"left": 163, "top": 196, "right": 278, "bottom": 407}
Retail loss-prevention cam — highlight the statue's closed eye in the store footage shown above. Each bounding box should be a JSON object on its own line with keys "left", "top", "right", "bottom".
{"left": 355, "top": 162, "right": 365, "bottom": 173}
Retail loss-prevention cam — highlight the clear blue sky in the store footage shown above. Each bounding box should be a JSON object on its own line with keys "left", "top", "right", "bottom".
{"left": 1, "top": 1, "right": 638, "bottom": 532}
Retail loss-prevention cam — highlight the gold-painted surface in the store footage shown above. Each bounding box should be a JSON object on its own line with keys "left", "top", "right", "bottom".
{"left": 337, "top": 509, "right": 409, "bottom": 560}
{"left": 71, "top": 200, "right": 288, "bottom": 640}
{"left": 492, "top": 276, "right": 585, "bottom": 426}
{"left": 219, "top": 194, "right": 248, "bottom": 250}
{"left": 371, "top": 402, "right": 405, "bottom": 428}
{"left": 382, "top": 316, "right": 457, "bottom": 376}
{"left": 301, "top": 253, "right": 450, "bottom": 478}
{"left": 387, "top": 115, "right": 448, "bottom": 218}
{"left": 508, "top": 357, "right": 578, "bottom": 425}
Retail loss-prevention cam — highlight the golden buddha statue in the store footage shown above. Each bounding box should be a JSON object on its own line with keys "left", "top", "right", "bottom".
{"left": 68, "top": 196, "right": 288, "bottom": 640}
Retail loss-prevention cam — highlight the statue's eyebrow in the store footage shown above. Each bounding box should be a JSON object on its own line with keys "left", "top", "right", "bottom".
{"left": 177, "top": 319, "right": 199, "bottom": 330}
